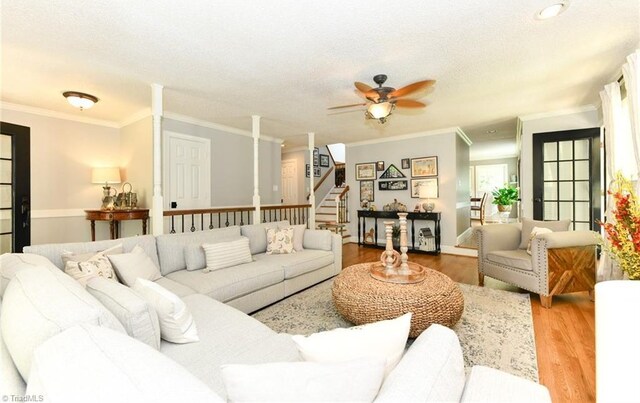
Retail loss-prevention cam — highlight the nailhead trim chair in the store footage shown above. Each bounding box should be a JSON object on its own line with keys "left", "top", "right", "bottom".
{"left": 476, "top": 223, "right": 597, "bottom": 308}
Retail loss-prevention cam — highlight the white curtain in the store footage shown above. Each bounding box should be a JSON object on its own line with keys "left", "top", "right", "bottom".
{"left": 622, "top": 50, "right": 640, "bottom": 191}
{"left": 598, "top": 82, "right": 625, "bottom": 281}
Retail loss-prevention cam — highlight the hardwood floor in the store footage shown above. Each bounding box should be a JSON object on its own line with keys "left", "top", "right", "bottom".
{"left": 342, "top": 243, "right": 595, "bottom": 403}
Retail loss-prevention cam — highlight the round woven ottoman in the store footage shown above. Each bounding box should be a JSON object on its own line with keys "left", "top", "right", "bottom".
{"left": 332, "top": 263, "right": 464, "bottom": 338}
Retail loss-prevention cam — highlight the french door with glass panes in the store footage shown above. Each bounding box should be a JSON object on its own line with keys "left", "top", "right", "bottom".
{"left": 0, "top": 122, "right": 31, "bottom": 253}
{"left": 532, "top": 128, "right": 601, "bottom": 231}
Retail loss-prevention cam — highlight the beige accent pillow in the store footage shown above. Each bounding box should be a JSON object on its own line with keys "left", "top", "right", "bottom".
{"left": 63, "top": 245, "right": 123, "bottom": 287}
{"left": 132, "top": 279, "right": 199, "bottom": 344}
{"left": 107, "top": 245, "right": 162, "bottom": 287}
{"left": 202, "top": 237, "right": 253, "bottom": 272}
{"left": 519, "top": 218, "right": 570, "bottom": 249}
{"left": 292, "top": 313, "right": 412, "bottom": 377}
{"left": 266, "top": 227, "right": 295, "bottom": 255}
{"left": 526, "top": 227, "right": 553, "bottom": 255}
{"left": 280, "top": 224, "right": 305, "bottom": 252}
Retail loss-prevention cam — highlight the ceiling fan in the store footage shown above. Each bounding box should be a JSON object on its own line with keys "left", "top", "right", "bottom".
{"left": 328, "top": 74, "right": 435, "bottom": 123}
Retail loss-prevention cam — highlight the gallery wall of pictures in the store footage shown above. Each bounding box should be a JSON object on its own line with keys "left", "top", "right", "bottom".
{"left": 355, "top": 156, "right": 439, "bottom": 205}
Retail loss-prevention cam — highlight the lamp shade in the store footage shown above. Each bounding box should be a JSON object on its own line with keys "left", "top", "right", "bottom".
{"left": 91, "top": 167, "right": 121, "bottom": 185}
{"left": 367, "top": 102, "right": 393, "bottom": 119}
{"left": 419, "top": 182, "right": 438, "bottom": 199}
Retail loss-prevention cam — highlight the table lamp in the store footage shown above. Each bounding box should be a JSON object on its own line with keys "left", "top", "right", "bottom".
{"left": 419, "top": 182, "right": 438, "bottom": 212}
{"left": 92, "top": 167, "right": 121, "bottom": 210}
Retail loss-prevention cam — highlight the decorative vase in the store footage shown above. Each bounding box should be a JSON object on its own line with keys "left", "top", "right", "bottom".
{"left": 497, "top": 204, "right": 512, "bottom": 213}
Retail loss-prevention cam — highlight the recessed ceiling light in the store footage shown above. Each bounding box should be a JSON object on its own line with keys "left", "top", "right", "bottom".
{"left": 536, "top": 2, "right": 569, "bottom": 20}
{"left": 486, "top": 129, "right": 497, "bottom": 134}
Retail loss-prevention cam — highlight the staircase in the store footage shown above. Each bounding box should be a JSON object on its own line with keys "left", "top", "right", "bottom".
{"left": 314, "top": 185, "right": 351, "bottom": 243}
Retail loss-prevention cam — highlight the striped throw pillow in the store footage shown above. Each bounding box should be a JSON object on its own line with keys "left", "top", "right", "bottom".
{"left": 202, "top": 237, "right": 253, "bottom": 271}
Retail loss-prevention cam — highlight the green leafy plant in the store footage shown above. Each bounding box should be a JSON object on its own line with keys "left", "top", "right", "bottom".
{"left": 491, "top": 185, "right": 519, "bottom": 206}
{"left": 392, "top": 224, "right": 401, "bottom": 239}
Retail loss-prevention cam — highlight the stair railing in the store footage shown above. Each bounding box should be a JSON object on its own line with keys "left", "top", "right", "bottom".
{"left": 335, "top": 185, "right": 349, "bottom": 224}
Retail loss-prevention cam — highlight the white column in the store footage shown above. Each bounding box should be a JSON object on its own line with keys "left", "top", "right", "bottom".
{"left": 151, "top": 83, "right": 164, "bottom": 236}
{"left": 308, "top": 132, "right": 316, "bottom": 228}
{"left": 252, "top": 115, "right": 261, "bottom": 224}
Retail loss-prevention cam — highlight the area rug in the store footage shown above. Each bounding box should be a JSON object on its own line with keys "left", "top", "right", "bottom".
{"left": 252, "top": 279, "right": 538, "bottom": 382}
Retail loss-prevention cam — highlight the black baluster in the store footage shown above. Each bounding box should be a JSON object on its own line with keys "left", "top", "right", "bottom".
{"left": 225, "top": 212, "right": 230, "bottom": 227}
{"left": 181, "top": 215, "right": 185, "bottom": 233}
{"left": 170, "top": 216, "right": 176, "bottom": 234}
{"left": 190, "top": 214, "right": 196, "bottom": 232}
{"left": 209, "top": 213, "right": 214, "bottom": 229}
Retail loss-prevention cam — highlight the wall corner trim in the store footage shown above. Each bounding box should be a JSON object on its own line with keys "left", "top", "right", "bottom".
{"left": 0, "top": 101, "right": 121, "bottom": 128}
{"left": 119, "top": 108, "right": 152, "bottom": 127}
{"left": 345, "top": 126, "right": 461, "bottom": 147}
{"left": 455, "top": 127, "right": 473, "bottom": 146}
{"left": 163, "top": 112, "right": 283, "bottom": 143}
{"left": 518, "top": 104, "right": 598, "bottom": 122}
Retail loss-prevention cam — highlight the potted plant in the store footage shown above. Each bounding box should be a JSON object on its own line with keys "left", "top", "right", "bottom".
{"left": 491, "top": 185, "right": 519, "bottom": 213}
{"left": 392, "top": 224, "right": 401, "bottom": 247}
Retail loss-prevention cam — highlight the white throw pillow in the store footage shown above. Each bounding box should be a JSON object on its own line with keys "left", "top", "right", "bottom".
{"left": 292, "top": 313, "right": 412, "bottom": 376}
{"left": 63, "top": 244, "right": 123, "bottom": 287}
{"left": 86, "top": 277, "right": 161, "bottom": 350}
{"left": 526, "top": 227, "right": 553, "bottom": 255}
{"left": 107, "top": 245, "right": 162, "bottom": 286}
{"left": 202, "top": 237, "right": 253, "bottom": 271}
{"left": 221, "top": 358, "right": 386, "bottom": 403}
{"left": 266, "top": 227, "right": 295, "bottom": 255}
{"left": 132, "top": 279, "right": 199, "bottom": 344}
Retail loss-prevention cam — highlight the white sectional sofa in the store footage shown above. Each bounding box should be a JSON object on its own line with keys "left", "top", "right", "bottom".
{"left": 0, "top": 221, "right": 551, "bottom": 402}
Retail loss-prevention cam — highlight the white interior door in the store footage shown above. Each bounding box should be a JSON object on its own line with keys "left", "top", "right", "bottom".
{"left": 164, "top": 131, "right": 211, "bottom": 210}
{"left": 281, "top": 159, "right": 298, "bottom": 204}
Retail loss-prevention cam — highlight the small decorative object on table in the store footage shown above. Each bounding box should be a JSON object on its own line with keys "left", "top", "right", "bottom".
{"left": 370, "top": 213, "right": 426, "bottom": 284}
{"left": 491, "top": 184, "right": 518, "bottom": 221}
{"left": 598, "top": 172, "right": 640, "bottom": 279}
{"left": 115, "top": 182, "right": 137, "bottom": 210}
{"left": 383, "top": 198, "right": 407, "bottom": 212}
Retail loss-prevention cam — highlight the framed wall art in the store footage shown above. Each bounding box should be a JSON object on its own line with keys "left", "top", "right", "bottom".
{"left": 360, "top": 180, "right": 375, "bottom": 202}
{"left": 411, "top": 178, "right": 439, "bottom": 198}
{"left": 355, "top": 162, "right": 376, "bottom": 180}
{"left": 379, "top": 164, "right": 406, "bottom": 179}
{"left": 401, "top": 158, "right": 410, "bottom": 169}
{"left": 314, "top": 166, "right": 321, "bottom": 177}
{"left": 305, "top": 164, "right": 310, "bottom": 178}
{"left": 320, "top": 154, "right": 330, "bottom": 167}
{"left": 313, "top": 148, "right": 320, "bottom": 167}
{"left": 411, "top": 156, "right": 438, "bottom": 177}
{"left": 379, "top": 180, "right": 408, "bottom": 191}
{"left": 376, "top": 161, "right": 385, "bottom": 171}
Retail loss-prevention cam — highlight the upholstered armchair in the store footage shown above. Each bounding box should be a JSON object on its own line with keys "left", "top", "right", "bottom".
{"left": 476, "top": 221, "right": 597, "bottom": 308}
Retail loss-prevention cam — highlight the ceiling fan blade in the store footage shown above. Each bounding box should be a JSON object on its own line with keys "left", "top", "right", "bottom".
{"left": 394, "top": 99, "right": 426, "bottom": 108}
{"left": 327, "top": 102, "right": 367, "bottom": 110}
{"left": 389, "top": 80, "right": 435, "bottom": 98}
{"left": 354, "top": 82, "right": 373, "bottom": 93}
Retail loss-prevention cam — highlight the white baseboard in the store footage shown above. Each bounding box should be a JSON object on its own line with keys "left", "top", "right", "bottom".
{"left": 441, "top": 245, "right": 478, "bottom": 257}
{"left": 456, "top": 227, "right": 474, "bottom": 245}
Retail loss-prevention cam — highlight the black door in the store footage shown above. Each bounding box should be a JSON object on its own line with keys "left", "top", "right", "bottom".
{"left": 0, "top": 122, "right": 31, "bottom": 252}
{"left": 532, "top": 128, "right": 600, "bottom": 231}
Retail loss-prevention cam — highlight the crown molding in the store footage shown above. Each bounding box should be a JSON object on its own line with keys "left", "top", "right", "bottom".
{"left": 163, "top": 112, "right": 282, "bottom": 143}
{"left": 0, "top": 101, "right": 120, "bottom": 128}
{"left": 456, "top": 127, "right": 473, "bottom": 146}
{"left": 518, "top": 104, "right": 598, "bottom": 122}
{"left": 345, "top": 126, "right": 461, "bottom": 147}
{"left": 119, "top": 108, "right": 152, "bottom": 127}
{"left": 282, "top": 145, "right": 310, "bottom": 153}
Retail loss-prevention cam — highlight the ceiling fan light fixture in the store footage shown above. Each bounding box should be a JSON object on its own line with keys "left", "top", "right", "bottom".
{"left": 367, "top": 102, "right": 394, "bottom": 122}
{"left": 536, "top": 2, "right": 568, "bottom": 20}
{"left": 63, "top": 91, "right": 99, "bottom": 110}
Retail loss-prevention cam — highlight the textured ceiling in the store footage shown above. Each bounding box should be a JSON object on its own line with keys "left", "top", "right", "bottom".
{"left": 2, "top": 0, "right": 638, "bottom": 146}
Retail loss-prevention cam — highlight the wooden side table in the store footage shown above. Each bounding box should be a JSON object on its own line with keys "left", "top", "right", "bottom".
{"left": 85, "top": 209, "right": 149, "bottom": 241}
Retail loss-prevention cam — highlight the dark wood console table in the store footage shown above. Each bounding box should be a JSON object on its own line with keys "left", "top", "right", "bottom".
{"left": 85, "top": 209, "right": 149, "bottom": 241}
{"left": 357, "top": 210, "right": 441, "bottom": 255}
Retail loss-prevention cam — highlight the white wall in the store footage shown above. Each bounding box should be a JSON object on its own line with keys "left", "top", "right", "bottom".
{"left": 345, "top": 128, "right": 469, "bottom": 248}
{"left": 281, "top": 145, "right": 334, "bottom": 205}
{"left": 1, "top": 107, "right": 122, "bottom": 244}
{"left": 519, "top": 107, "right": 600, "bottom": 218}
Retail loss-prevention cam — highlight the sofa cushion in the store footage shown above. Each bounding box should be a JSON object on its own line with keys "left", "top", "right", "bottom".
{"left": 27, "top": 325, "right": 224, "bottom": 403}
{"left": 161, "top": 294, "right": 300, "bottom": 399}
{"left": 486, "top": 250, "right": 533, "bottom": 272}
{"left": 222, "top": 358, "right": 385, "bottom": 403}
{"left": 254, "top": 250, "right": 335, "bottom": 279}
{"left": 1, "top": 267, "right": 125, "bottom": 381}
{"left": 292, "top": 313, "right": 412, "bottom": 377}
{"left": 288, "top": 224, "right": 306, "bottom": 252}
{"left": 0, "top": 253, "right": 59, "bottom": 298}
{"left": 107, "top": 245, "right": 162, "bottom": 286}
{"left": 165, "top": 261, "right": 284, "bottom": 302}
{"left": 156, "top": 226, "right": 241, "bottom": 276}
{"left": 303, "top": 229, "right": 333, "bottom": 251}
{"left": 86, "top": 277, "right": 161, "bottom": 350}
{"left": 460, "top": 365, "right": 551, "bottom": 402}
{"left": 203, "top": 237, "right": 253, "bottom": 271}
{"left": 132, "top": 279, "right": 199, "bottom": 344}
{"left": 519, "top": 218, "right": 570, "bottom": 249}
{"left": 154, "top": 276, "right": 197, "bottom": 298}
{"left": 0, "top": 299, "right": 26, "bottom": 397}
{"left": 375, "top": 324, "right": 466, "bottom": 403}
{"left": 240, "top": 220, "right": 289, "bottom": 255}
{"left": 23, "top": 234, "right": 160, "bottom": 271}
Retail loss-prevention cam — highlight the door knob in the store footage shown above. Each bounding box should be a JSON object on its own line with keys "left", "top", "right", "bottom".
{"left": 171, "top": 201, "right": 177, "bottom": 208}
{"left": 534, "top": 198, "right": 542, "bottom": 203}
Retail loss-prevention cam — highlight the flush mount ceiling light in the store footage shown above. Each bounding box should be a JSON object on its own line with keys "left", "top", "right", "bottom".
{"left": 63, "top": 91, "right": 99, "bottom": 110}
{"left": 536, "top": 2, "right": 569, "bottom": 20}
